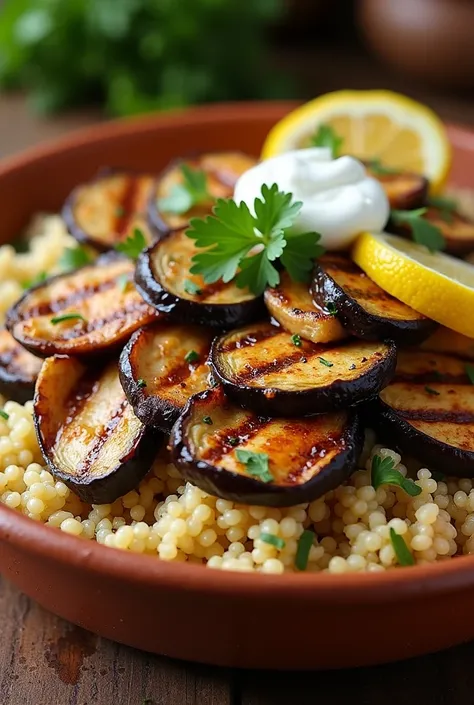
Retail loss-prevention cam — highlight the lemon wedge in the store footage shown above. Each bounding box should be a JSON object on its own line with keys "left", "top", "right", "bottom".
{"left": 261, "top": 90, "right": 451, "bottom": 193}
{"left": 352, "top": 232, "right": 474, "bottom": 338}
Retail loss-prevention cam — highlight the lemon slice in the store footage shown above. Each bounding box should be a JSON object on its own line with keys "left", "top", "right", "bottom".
{"left": 352, "top": 232, "right": 474, "bottom": 338}
{"left": 262, "top": 90, "right": 451, "bottom": 192}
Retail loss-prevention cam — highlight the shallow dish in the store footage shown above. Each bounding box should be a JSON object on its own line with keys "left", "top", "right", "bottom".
{"left": 1, "top": 103, "right": 474, "bottom": 670}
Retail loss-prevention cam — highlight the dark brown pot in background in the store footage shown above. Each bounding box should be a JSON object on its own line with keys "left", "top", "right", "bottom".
{"left": 357, "top": 0, "right": 474, "bottom": 90}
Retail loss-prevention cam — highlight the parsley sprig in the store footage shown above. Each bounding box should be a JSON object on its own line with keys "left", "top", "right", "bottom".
{"left": 235, "top": 449, "right": 274, "bottom": 483}
{"left": 186, "top": 184, "right": 324, "bottom": 297}
{"left": 310, "top": 124, "right": 343, "bottom": 158}
{"left": 367, "top": 159, "right": 400, "bottom": 176}
{"left": 158, "top": 164, "right": 211, "bottom": 215}
{"left": 116, "top": 228, "right": 147, "bottom": 260}
{"left": 371, "top": 455, "right": 421, "bottom": 497}
{"left": 391, "top": 208, "right": 445, "bottom": 252}
{"left": 59, "top": 245, "right": 92, "bottom": 271}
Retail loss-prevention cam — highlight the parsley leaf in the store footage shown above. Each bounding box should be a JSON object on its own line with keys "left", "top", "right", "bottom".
{"left": 0, "top": 410, "right": 9, "bottom": 420}
{"left": 115, "top": 227, "right": 146, "bottom": 259}
{"left": 371, "top": 455, "right": 421, "bottom": 497}
{"left": 367, "top": 159, "right": 400, "bottom": 176}
{"left": 295, "top": 529, "right": 314, "bottom": 571}
{"left": 50, "top": 313, "right": 86, "bottom": 325}
{"left": 185, "top": 350, "right": 200, "bottom": 364}
{"left": 326, "top": 301, "right": 338, "bottom": 316}
{"left": 390, "top": 528, "right": 415, "bottom": 566}
{"left": 291, "top": 334, "right": 302, "bottom": 347}
{"left": 158, "top": 164, "right": 211, "bottom": 215}
{"left": 391, "top": 208, "right": 445, "bottom": 252}
{"left": 235, "top": 449, "right": 273, "bottom": 483}
{"left": 466, "top": 364, "right": 474, "bottom": 384}
{"left": 310, "top": 123, "right": 343, "bottom": 157}
{"left": 59, "top": 245, "right": 92, "bottom": 271}
{"left": 280, "top": 230, "right": 325, "bottom": 283}
{"left": 184, "top": 279, "right": 202, "bottom": 296}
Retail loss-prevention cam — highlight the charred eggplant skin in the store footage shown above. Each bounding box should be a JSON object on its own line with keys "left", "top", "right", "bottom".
{"left": 135, "top": 242, "right": 264, "bottom": 328}
{"left": 171, "top": 388, "right": 364, "bottom": 507}
{"left": 0, "top": 329, "right": 42, "bottom": 404}
{"left": 311, "top": 256, "right": 437, "bottom": 345}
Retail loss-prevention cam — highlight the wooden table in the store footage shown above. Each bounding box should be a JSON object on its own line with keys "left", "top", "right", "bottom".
{"left": 1, "top": 62, "right": 474, "bottom": 702}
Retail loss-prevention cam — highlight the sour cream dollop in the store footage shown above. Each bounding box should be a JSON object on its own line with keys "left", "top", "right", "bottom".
{"left": 233, "top": 148, "right": 390, "bottom": 250}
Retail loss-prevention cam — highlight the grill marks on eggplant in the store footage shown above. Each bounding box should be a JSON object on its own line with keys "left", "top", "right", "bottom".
{"left": 149, "top": 152, "right": 257, "bottom": 237}
{"left": 171, "top": 387, "right": 363, "bottom": 506}
{"left": 0, "top": 328, "right": 42, "bottom": 403}
{"left": 135, "top": 229, "right": 262, "bottom": 328}
{"left": 312, "top": 254, "right": 436, "bottom": 344}
{"left": 34, "top": 356, "right": 160, "bottom": 504}
{"left": 62, "top": 171, "right": 154, "bottom": 251}
{"left": 365, "top": 165, "right": 428, "bottom": 210}
{"left": 375, "top": 350, "right": 474, "bottom": 476}
{"left": 119, "top": 323, "right": 213, "bottom": 431}
{"left": 264, "top": 271, "right": 346, "bottom": 344}
{"left": 210, "top": 321, "right": 397, "bottom": 416}
{"left": 6, "top": 254, "right": 160, "bottom": 357}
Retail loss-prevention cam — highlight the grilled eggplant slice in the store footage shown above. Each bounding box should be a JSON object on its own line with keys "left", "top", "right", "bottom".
{"left": 135, "top": 229, "right": 262, "bottom": 328}
{"left": 62, "top": 170, "right": 154, "bottom": 251}
{"left": 210, "top": 321, "right": 396, "bottom": 417}
{"left": 6, "top": 253, "right": 160, "bottom": 358}
{"left": 374, "top": 351, "right": 474, "bottom": 476}
{"left": 0, "top": 328, "right": 42, "bottom": 403}
{"left": 312, "top": 254, "right": 437, "bottom": 344}
{"left": 390, "top": 205, "right": 474, "bottom": 256}
{"left": 148, "top": 152, "right": 256, "bottom": 238}
{"left": 264, "top": 271, "right": 346, "bottom": 344}
{"left": 365, "top": 164, "right": 428, "bottom": 210}
{"left": 119, "top": 323, "right": 213, "bottom": 432}
{"left": 34, "top": 355, "right": 160, "bottom": 504}
{"left": 171, "top": 386, "right": 363, "bottom": 506}
{"left": 419, "top": 326, "right": 474, "bottom": 361}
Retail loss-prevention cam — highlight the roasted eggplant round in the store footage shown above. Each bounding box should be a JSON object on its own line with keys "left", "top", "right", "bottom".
{"left": 0, "top": 328, "right": 43, "bottom": 404}
{"left": 148, "top": 151, "right": 256, "bottom": 238}
{"left": 119, "top": 322, "right": 213, "bottom": 432}
{"left": 62, "top": 170, "right": 154, "bottom": 251}
{"left": 419, "top": 326, "right": 474, "bottom": 361}
{"left": 312, "top": 254, "right": 437, "bottom": 345}
{"left": 364, "top": 164, "right": 428, "bottom": 211}
{"left": 34, "top": 355, "right": 161, "bottom": 504}
{"left": 264, "top": 271, "right": 346, "bottom": 345}
{"left": 171, "top": 386, "right": 364, "bottom": 507}
{"left": 374, "top": 350, "right": 474, "bottom": 476}
{"left": 135, "top": 229, "right": 262, "bottom": 328}
{"left": 389, "top": 205, "right": 474, "bottom": 256}
{"left": 6, "top": 253, "right": 160, "bottom": 358}
{"left": 210, "top": 321, "right": 397, "bottom": 417}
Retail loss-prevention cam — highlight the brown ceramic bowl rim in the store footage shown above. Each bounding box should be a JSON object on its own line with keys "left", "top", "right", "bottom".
{"left": 1, "top": 101, "right": 474, "bottom": 605}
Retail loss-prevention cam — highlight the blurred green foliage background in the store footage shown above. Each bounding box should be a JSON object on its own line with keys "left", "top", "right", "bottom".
{"left": 0, "top": 0, "right": 290, "bottom": 116}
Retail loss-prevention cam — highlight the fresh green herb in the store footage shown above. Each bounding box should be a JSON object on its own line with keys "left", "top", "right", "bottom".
{"left": 465, "top": 364, "right": 474, "bottom": 384}
{"left": 310, "top": 123, "right": 343, "bottom": 158}
{"left": 295, "top": 529, "right": 314, "bottom": 571}
{"left": 0, "top": 410, "right": 9, "bottom": 420}
{"left": 291, "top": 334, "right": 302, "bottom": 347}
{"left": 424, "top": 385, "right": 440, "bottom": 396}
{"left": 115, "top": 227, "right": 146, "bottom": 260}
{"left": 318, "top": 357, "right": 333, "bottom": 367}
{"left": 326, "top": 301, "right": 338, "bottom": 316}
{"left": 137, "top": 378, "right": 147, "bottom": 389}
{"left": 227, "top": 437, "right": 239, "bottom": 447}
{"left": 260, "top": 533, "right": 286, "bottom": 549}
{"left": 203, "top": 416, "right": 213, "bottom": 425}
{"left": 428, "top": 194, "right": 458, "bottom": 224}
{"left": 184, "top": 279, "right": 202, "bottom": 296}
{"left": 22, "top": 271, "right": 47, "bottom": 289}
{"left": 186, "top": 184, "right": 324, "bottom": 297}
{"left": 58, "top": 245, "right": 92, "bottom": 271}
{"left": 367, "top": 159, "right": 400, "bottom": 176}
{"left": 50, "top": 313, "right": 86, "bottom": 325}
{"left": 235, "top": 449, "right": 273, "bottom": 483}
{"left": 390, "top": 527, "right": 415, "bottom": 566}
{"left": 158, "top": 165, "right": 211, "bottom": 215}
{"left": 115, "top": 206, "right": 126, "bottom": 218}
{"left": 116, "top": 273, "right": 131, "bottom": 293}
{"left": 371, "top": 455, "right": 421, "bottom": 497}
{"left": 185, "top": 350, "right": 200, "bottom": 364}
{"left": 390, "top": 208, "right": 445, "bottom": 252}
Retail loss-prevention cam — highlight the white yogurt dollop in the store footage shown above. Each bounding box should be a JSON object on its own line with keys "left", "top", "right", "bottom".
{"left": 233, "top": 148, "right": 390, "bottom": 250}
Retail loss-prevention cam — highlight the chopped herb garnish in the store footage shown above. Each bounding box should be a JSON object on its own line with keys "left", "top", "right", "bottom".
{"left": 227, "top": 437, "right": 239, "bottom": 447}
{"left": 260, "top": 533, "right": 286, "bottom": 550}
{"left": 137, "top": 378, "right": 147, "bottom": 389}
{"left": 310, "top": 123, "right": 343, "bottom": 158}
{"left": 371, "top": 455, "right": 421, "bottom": 497}
{"left": 59, "top": 245, "right": 92, "bottom": 271}
{"left": 390, "top": 527, "right": 415, "bottom": 566}
{"left": 186, "top": 184, "right": 324, "bottom": 297}
{"left": 50, "top": 313, "right": 86, "bottom": 325}
{"left": 158, "top": 164, "right": 211, "bottom": 215}
{"left": 115, "top": 206, "right": 126, "bottom": 218}
{"left": 465, "top": 364, "right": 474, "bottom": 384}
{"left": 22, "top": 271, "right": 47, "bottom": 289}
{"left": 185, "top": 350, "right": 200, "bottom": 364}
{"left": 203, "top": 416, "right": 213, "bottom": 425}
{"left": 116, "top": 273, "right": 131, "bottom": 293}
{"left": 184, "top": 279, "right": 202, "bottom": 296}
{"left": 291, "top": 334, "right": 302, "bottom": 347}
{"left": 115, "top": 227, "right": 146, "bottom": 260}
{"left": 326, "top": 301, "right": 338, "bottom": 316}
{"left": 390, "top": 208, "right": 445, "bottom": 252}
{"left": 0, "top": 410, "right": 9, "bottom": 420}
{"left": 425, "top": 385, "right": 440, "bottom": 396}
{"left": 295, "top": 529, "right": 314, "bottom": 571}
{"left": 235, "top": 449, "right": 273, "bottom": 483}
{"left": 318, "top": 357, "right": 333, "bottom": 367}
{"left": 367, "top": 159, "right": 400, "bottom": 176}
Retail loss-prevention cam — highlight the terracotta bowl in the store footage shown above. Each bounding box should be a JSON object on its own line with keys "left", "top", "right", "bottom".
{"left": 1, "top": 103, "right": 474, "bottom": 671}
